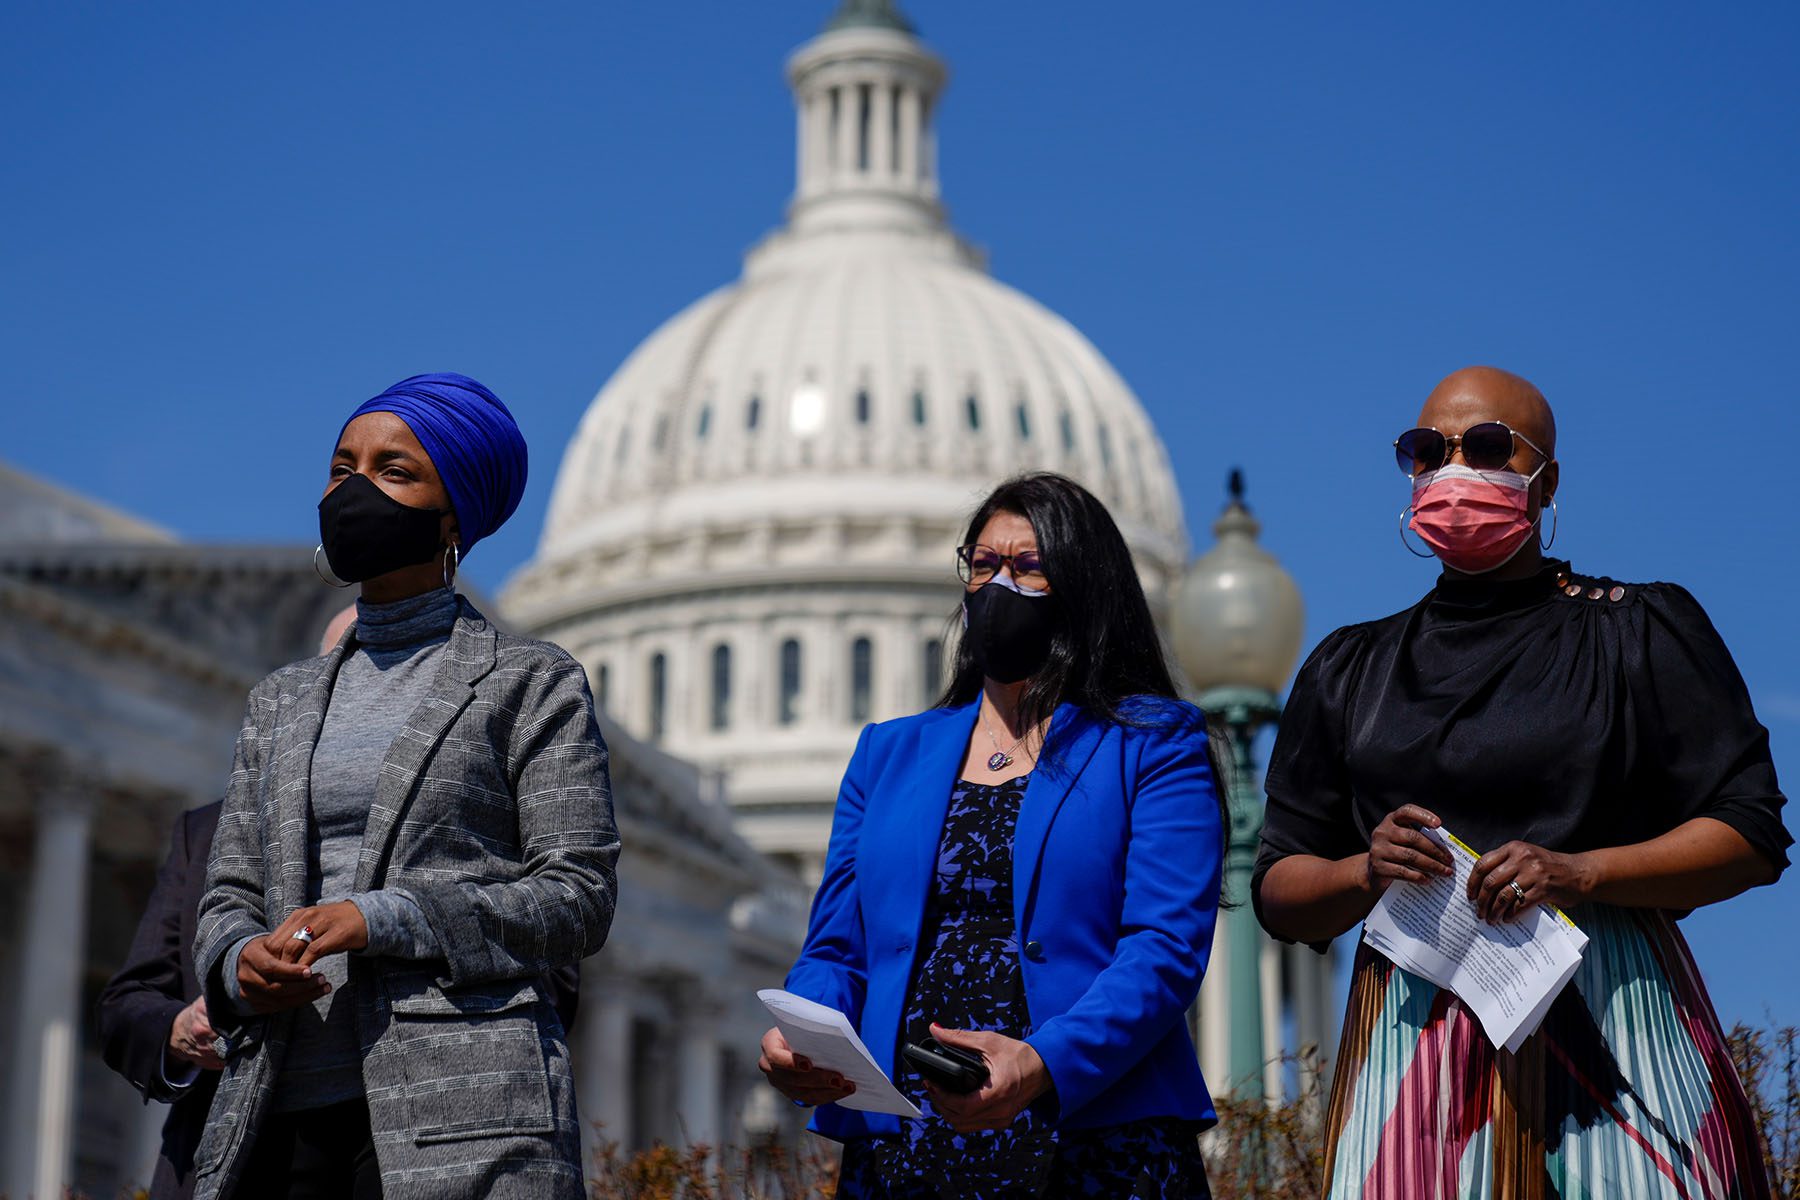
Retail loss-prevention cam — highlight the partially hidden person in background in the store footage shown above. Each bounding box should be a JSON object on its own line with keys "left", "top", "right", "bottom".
{"left": 97, "top": 801, "right": 228, "bottom": 1200}
{"left": 191, "top": 373, "right": 620, "bottom": 1200}
{"left": 1255, "top": 366, "right": 1789, "bottom": 1198}
{"left": 760, "top": 472, "right": 1226, "bottom": 1199}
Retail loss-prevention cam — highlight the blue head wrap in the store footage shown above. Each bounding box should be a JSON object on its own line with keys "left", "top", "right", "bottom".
{"left": 339, "top": 373, "right": 528, "bottom": 558}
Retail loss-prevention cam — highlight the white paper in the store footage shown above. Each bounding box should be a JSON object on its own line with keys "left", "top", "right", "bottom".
{"left": 1363, "top": 825, "right": 1589, "bottom": 1054}
{"left": 758, "top": 989, "right": 922, "bottom": 1119}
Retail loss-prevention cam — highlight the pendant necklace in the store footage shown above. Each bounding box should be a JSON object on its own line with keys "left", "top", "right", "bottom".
{"left": 982, "top": 708, "right": 1030, "bottom": 771}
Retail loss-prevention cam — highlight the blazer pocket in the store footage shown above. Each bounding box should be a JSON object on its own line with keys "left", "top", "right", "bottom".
{"left": 387, "top": 979, "right": 556, "bottom": 1144}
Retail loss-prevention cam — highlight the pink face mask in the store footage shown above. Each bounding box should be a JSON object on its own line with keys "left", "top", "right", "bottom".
{"left": 1408, "top": 463, "right": 1543, "bottom": 574}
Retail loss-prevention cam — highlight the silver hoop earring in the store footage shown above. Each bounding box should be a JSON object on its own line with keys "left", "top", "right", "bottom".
{"left": 314, "top": 544, "right": 352, "bottom": 589}
{"left": 1399, "top": 506, "right": 1435, "bottom": 558}
{"left": 442, "top": 542, "right": 459, "bottom": 591}
{"left": 1540, "top": 498, "right": 1558, "bottom": 551}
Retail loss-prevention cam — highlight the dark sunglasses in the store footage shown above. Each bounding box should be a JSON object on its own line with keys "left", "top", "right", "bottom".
{"left": 1393, "top": 421, "right": 1549, "bottom": 476}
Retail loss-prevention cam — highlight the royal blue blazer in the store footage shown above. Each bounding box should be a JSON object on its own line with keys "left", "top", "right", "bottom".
{"left": 785, "top": 695, "right": 1223, "bottom": 1141}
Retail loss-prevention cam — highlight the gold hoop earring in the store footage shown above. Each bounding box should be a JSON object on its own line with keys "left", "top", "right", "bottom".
{"left": 314, "top": 544, "right": 352, "bottom": 589}
{"left": 443, "top": 542, "right": 460, "bottom": 591}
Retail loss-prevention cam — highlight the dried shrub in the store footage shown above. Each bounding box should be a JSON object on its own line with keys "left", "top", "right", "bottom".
{"left": 1729, "top": 1021, "right": 1800, "bottom": 1199}
{"left": 1203, "top": 1051, "right": 1327, "bottom": 1200}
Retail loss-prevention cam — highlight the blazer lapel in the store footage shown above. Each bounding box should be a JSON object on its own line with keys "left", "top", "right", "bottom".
{"left": 352, "top": 599, "right": 497, "bottom": 893}
{"left": 272, "top": 640, "right": 351, "bottom": 922}
{"left": 1012, "top": 704, "right": 1105, "bottom": 935}
{"left": 887, "top": 700, "right": 981, "bottom": 943}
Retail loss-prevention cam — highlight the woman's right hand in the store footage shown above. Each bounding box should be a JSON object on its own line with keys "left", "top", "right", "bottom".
{"left": 236, "top": 934, "right": 331, "bottom": 1015}
{"left": 758, "top": 1027, "right": 856, "bottom": 1107}
{"left": 1366, "top": 805, "right": 1455, "bottom": 893}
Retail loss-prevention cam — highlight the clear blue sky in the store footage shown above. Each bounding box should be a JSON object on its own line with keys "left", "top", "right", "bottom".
{"left": 5, "top": 4, "right": 1797, "bottom": 1030}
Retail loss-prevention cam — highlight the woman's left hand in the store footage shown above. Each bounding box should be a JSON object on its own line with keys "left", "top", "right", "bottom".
{"left": 924, "top": 1023, "right": 1052, "bottom": 1133}
{"left": 1467, "top": 841, "right": 1596, "bottom": 922}
{"left": 268, "top": 901, "right": 369, "bottom": 968}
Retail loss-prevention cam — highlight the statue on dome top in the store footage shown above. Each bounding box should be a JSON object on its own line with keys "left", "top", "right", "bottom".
{"left": 825, "top": 0, "right": 915, "bottom": 35}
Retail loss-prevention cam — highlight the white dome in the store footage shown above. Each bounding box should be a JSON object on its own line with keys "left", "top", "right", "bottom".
{"left": 531, "top": 234, "right": 1185, "bottom": 589}
{"left": 503, "top": 12, "right": 1189, "bottom": 873}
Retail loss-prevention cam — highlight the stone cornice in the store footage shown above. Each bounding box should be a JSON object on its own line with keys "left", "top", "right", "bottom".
{"left": 0, "top": 573, "right": 259, "bottom": 694}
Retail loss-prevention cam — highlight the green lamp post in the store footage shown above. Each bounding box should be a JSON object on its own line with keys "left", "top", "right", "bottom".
{"left": 1172, "top": 469, "right": 1305, "bottom": 1101}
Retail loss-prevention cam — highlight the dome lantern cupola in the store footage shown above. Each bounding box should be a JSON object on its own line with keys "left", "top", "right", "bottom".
{"left": 786, "top": 0, "right": 948, "bottom": 239}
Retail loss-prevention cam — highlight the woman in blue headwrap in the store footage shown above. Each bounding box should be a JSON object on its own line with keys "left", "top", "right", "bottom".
{"left": 192, "top": 374, "right": 621, "bottom": 1200}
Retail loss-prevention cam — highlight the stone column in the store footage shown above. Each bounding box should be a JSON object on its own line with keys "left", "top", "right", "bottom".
{"left": 576, "top": 961, "right": 634, "bottom": 1170}
{"left": 1290, "top": 942, "right": 1326, "bottom": 1109}
{"left": 833, "top": 82, "right": 859, "bottom": 183}
{"left": 868, "top": 81, "right": 894, "bottom": 183}
{"left": 1259, "top": 936, "right": 1284, "bottom": 1102}
{"left": 1198, "top": 916, "right": 1230, "bottom": 1088}
{"left": 3, "top": 787, "right": 94, "bottom": 1200}
{"left": 897, "top": 86, "right": 921, "bottom": 185}
{"left": 675, "top": 991, "right": 723, "bottom": 1151}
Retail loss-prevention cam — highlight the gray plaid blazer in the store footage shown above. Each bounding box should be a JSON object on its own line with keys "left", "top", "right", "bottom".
{"left": 191, "top": 598, "right": 619, "bottom": 1199}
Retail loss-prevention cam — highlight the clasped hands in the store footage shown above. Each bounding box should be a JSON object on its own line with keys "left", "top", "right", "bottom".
{"left": 1367, "top": 804, "right": 1596, "bottom": 922}
{"left": 759, "top": 1022, "right": 1050, "bottom": 1133}
{"left": 234, "top": 900, "right": 369, "bottom": 1014}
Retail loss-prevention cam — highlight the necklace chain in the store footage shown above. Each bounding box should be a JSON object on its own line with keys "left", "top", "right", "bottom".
{"left": 982, "top": 705, "right": 1031, "bottom": 771}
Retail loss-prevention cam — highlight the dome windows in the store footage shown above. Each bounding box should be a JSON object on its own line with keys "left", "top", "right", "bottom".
{"left": 747, "top": 393, "right": 762, "bottom": 430}
{"left": 1015, "top": 397, "right": 1032, "bottom": 441}
{"left": 855, "top": 387, "right": 872, "bottom": 425}
{"left": 911, "top": 388, "right": 928, "bottom": 426}
{"left": 696, "top": 405, "right": 712, "bottom": 440}
{"left": 849, "top": 636, "right": 874, "bottom": 723}
{"left": 648, "top": 651, "right": 668, "bottom": 744}
{"left": 1059, "top": 409, "right": 1076, "bottom": 454}
{"left": 790, "top": 381, "right": 827, "bottom": 436}
{"left": 710, "top": 643, "right": 732, "bottom": 731}
{"left": 778, "top": 638, "right": 803, "bottom": 725}
{"left": 965, "top": 393, "right": 981, "bottom": 431}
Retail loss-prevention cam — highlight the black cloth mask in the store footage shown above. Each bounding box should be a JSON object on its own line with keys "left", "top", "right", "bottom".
{"left": 962, "top": 580, "right": 1059, "bottom": 684}
{"left": 317, "top": 473, "right": 448, "bottom": 583}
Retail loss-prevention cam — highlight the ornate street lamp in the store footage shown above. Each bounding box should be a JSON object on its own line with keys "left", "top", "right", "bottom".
{"left": 1172, "top": 469, "right": 1305, "bottom": 1101}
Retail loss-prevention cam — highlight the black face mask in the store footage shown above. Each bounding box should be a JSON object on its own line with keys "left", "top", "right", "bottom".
{"left": 962, "top": 581, "right": 1059, "bottom": 684}
{"left": 317, "top": 473, "right": 448, "bottom": 583}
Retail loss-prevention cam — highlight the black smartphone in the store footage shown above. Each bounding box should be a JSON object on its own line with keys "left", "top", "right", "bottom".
{"left": 902, "top": 1038, "right": 990, "bottom": 1094}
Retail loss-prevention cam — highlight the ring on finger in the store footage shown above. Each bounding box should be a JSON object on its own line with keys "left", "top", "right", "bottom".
{"left": 1507, "top": 880, "right": 1527, "bottom": 905}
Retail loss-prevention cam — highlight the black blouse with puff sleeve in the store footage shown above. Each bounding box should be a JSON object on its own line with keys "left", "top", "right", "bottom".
{"left": 1253, "top": 559, "right": 1790, "bottom": 939}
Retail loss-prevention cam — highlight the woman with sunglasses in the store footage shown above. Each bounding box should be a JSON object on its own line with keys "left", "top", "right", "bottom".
{"left": 760, "top": 473, "right": 1225, "bottom": 1198}
{"left": 191, "top": 374, "right": 620, "bottom": 1199}
{"left": 1256, "top": 366, "right": 1787, "bottom": 1197}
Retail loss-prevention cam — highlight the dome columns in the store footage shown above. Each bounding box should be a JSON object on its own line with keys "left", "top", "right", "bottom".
{"left": 787, "top": 26, "right": 948, "bottom": 232}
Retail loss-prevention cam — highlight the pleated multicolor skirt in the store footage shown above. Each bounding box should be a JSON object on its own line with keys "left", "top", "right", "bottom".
{"left": 1324, "top": 905, "right": 1771, "bottom": 1199}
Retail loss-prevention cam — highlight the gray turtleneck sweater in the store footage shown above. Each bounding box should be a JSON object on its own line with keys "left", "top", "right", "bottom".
{"left": 224, "top": 587, "right": 456, "bottom": 1112}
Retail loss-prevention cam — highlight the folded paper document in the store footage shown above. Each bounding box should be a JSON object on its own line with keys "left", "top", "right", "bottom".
{"left": 1363, "top": 825, "right": 1589, "bottom": 1054}
{"left": 758, "top": 989, "right": 923, "bottom": 1118}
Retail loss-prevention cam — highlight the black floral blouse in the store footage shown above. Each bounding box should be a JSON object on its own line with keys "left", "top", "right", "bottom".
{"left": 837, "top": 774, "right": 1210, "bottom": 1199}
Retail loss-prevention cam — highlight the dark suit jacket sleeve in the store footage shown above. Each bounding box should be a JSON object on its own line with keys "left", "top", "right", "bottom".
{"left": 96, "top": 810, "right": 194, "bottom": 1104}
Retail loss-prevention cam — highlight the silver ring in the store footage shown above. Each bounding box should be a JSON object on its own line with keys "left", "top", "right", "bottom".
{"left": 292, "top": 925, "right": 315, "bottom": 944}
{"left": 1508, "top": 881, "right": 1527, "bottom": 904}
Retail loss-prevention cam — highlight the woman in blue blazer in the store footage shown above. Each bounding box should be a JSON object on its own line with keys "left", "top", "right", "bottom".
{"left": 760, "top": 473, "right": 1225, "bottom": 1198}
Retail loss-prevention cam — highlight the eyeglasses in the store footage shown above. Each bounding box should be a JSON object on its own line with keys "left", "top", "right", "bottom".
{"left": 957, "top": 544, "right": 1048, "bottom": 590}
{"left": 1393, "top": 421, "right": 1549, "bottom": 476}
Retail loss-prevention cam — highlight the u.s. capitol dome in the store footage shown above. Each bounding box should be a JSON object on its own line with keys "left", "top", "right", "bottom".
{"left": 503, "top": 0, "right": 1188, "bottom": 877}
